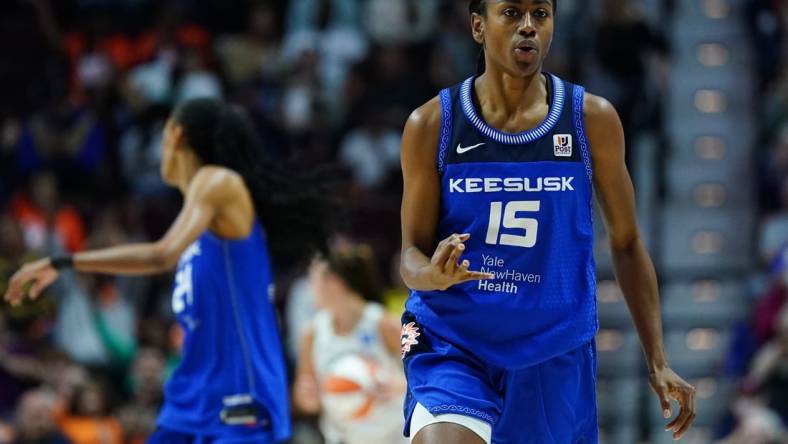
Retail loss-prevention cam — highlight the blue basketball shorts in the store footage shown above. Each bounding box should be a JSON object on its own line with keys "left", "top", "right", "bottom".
{"left": 147, "top": 427, "right": 274, "bottom": 444}
{"left": 401, "top": 312, "right": 599, "bottom": 444}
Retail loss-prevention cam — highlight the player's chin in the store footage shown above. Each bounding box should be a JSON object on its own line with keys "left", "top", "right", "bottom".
{"left": 511, "top": 53, "right": 547, "bottom": 74}
{"left": 160, "top": 166, "right": 176, "bottom": 186}
{"left": 508, "top": 62, "right": 542, "bottom": 78}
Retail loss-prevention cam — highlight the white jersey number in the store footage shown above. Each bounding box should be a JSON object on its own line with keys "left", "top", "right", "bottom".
{"left": 485, "top": 201, "right": 540, "bottom": 248}
{"left": 172, "top": 263, "right": 194, "bottom": 314}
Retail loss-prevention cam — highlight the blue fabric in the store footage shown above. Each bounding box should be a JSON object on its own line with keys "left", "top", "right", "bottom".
{"left": 437, "top": 87, "right": 453, "bottom": 174}
{"left": 148, "top": 428, "right": 205, "bottom": 444}
{"left": 402, "top": 313, "right": 598, "bottom": 444}
{"left": 407, "top": 74, "right": 598, "bottom": 370}
{"left": 157, "top": 221, "right": 290, "bottom": 442}
{"left": 148, "top": 427, "right": 275, "bottom": 444}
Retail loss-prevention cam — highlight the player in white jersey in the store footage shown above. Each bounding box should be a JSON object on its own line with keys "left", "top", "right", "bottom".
{"left": 293, "top": 244, "right": 406, "bottom": 444}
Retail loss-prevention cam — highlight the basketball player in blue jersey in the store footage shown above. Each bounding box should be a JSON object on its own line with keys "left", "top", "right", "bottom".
{"left": 399, "top": 1, "right": 696, "bottom": 443}
{"left": 5, "top": 98, "right": 335, "bottom": 444}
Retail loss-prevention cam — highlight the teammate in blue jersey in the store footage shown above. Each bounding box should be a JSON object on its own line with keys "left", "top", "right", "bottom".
{"left": 399, "top": 1, "right": 696, "bottom": 443}
{"left": 5, "top": 98, "right": 334, "bottom": 443}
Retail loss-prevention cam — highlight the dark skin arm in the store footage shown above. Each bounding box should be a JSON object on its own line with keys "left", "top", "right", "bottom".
{"left": 4, "top": 166, "right": 253, "bottom": 305}
{"left": 400, "top": 98, "right": 493, "bottom": 444}
{"left": 585, "top": 93, "right": 696, "bottom": 440}
{"left": 399, "top": 98, "right": 494, "bottom": 291}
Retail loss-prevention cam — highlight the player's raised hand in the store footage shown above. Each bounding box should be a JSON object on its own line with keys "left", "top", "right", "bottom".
{"left": 649, "top": 366, "right": 696, "bottom": 440}
{"left": 428, "top": 233, "right": 494, "bottom": 290}
{"left": 4, "top": 258, "right": 59, "bottom": 307}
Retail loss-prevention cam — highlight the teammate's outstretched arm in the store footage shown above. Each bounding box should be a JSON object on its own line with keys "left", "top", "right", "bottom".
{"left": 4, "top": 167, "right": 240, "bottom": 306}
{"left": 585, "top": 93, "right": 696, "bottom": 440}
{"left": 293, "top": 324, "right": 321, "bottom": 415}
{"left": 399, "top": 99, "right": 494, "bottom": 292}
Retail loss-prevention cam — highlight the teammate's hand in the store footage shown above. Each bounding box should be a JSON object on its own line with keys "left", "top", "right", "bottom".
{"left": 427, "top": 233, "right": 494, "bottom": 291}
{"left": 4, "top": 258, "right": 59, "bottom": 306}
{"left": 293, "top": 374, "right": 321, "bottom": 414}
{"left": 372, "top": 378, "right": 400, "bottom": 403}
{"left": 649, "top": 366, "right": 696, "bottom": 440}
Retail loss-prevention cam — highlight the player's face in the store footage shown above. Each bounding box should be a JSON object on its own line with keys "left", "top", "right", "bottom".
{"left": 160, "top": 119, "right": 181, "bottom": 186}
{"left": 475, "top": 0, "right": 554, "bottom": 76}
{"left": 309, "top": 260, "right": 340, "bottom": 310}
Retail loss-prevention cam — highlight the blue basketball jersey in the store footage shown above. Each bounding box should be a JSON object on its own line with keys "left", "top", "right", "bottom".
{"left": 157, "top": 221, "right": 290, "bottom": 442}
{"left": 406, "top": 73, "right": 598, "bottom": 370}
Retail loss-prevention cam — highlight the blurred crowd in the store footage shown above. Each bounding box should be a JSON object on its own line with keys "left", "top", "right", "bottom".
{"left": 718, "top": 0, "right": 788, "bottom": 442}
{"left": 0, "top": 0, "right": 784, "bottom": 443}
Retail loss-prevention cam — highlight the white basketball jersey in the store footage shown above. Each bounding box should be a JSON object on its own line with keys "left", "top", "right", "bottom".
{"left": 312, "top": 303, "right": 407, "bottom": 444}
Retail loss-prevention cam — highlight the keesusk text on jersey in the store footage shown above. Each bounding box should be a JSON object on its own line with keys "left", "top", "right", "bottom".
{"left": 448, "top": 176, "right": 575, "bottom": 193}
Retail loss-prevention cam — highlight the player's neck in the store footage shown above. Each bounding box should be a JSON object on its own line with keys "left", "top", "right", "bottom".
{"left": 331, "top": 297, "right": 366, "bottom": 336}
{"left": 476, "top": 69, "right": 546, "bottom": 115}
{"left": 176, "top": 152, "right": 204, "bottom": 194}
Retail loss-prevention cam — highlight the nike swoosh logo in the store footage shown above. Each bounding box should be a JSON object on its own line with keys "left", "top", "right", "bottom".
{"left": 456, "top": 142, "right": 486, "bottom": 154}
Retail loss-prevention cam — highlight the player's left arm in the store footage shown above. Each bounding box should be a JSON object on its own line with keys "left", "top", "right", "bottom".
{"left": 585, "top": 92, "right": 696, "bottom": 440}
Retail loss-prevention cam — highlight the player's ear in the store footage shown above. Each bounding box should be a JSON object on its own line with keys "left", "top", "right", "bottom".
{"left": 471, "top": 12, "right": 485, "bottom": 45}
{"left": 170, "top": 122, "right": 187, "bottom": 151}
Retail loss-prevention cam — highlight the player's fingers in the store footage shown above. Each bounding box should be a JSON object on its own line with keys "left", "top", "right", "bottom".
{"left": 3, "top": 287, "right": 16, "bottom": 304}
{"left": 4, "top": 273, "right": 25, "bottom": 304}
{"left": 433, "top": 234, "right": 458, "bottom": 265}
{"left": 444, "top": 243, "right": 464, "bottom": 273}
{"left": 459, "top": 269, "right": 495, "bottom": 282}
{"left": 667, "top": 401, "right": 691, "bottom": 436}
{"left": 668, "top": 383, "right": 695, "bottom": 426}
{"left": 666, "top": 403, "right": 688, "bottom": 432}
{"left": 7, "top": 287, "right": 24, "bottom": 306}
{"left": 3, "top": 281, "right": 15, "bottom": 302}
{"left": 673, "top": 410, "right": 696, "bottom": 440}
{"left": 671, "top": 386, "right": 697, "bottom": 439}
{"left": 665, "top": 386, "right": 693, "bottom": 430}
{"left": 29, "top": 277, "right": 48, "bottom": 300}
{"left": 655, "top": 384, "right": 672, "bottom": 419}
{"left": 454, "top": 260, "right": 477, "bottom": 283}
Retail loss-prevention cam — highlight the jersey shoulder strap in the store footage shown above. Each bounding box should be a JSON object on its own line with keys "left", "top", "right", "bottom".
{"left": 436, "top": 87, "right": 454, "bottom": 174}
{"left": 570, "top": 81, "right": 593, "bottom": 181}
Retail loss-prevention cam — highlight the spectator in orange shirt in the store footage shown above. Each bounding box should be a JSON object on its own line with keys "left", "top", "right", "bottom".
{"left": 55, "top": 381, "right": 123, "bottom": 444}
{"left": 12, "top": 389, "right": 71, "bottom": 444}
{"left": 9, "top": 172, "right": 85, "bottom": 254}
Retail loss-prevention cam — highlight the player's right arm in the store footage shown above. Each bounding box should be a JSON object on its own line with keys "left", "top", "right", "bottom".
{"left": 399, "top": 98, "right": 493, "bottom": 291}
{"left": 4, "top": 167, "right": 243, "bottom": 305}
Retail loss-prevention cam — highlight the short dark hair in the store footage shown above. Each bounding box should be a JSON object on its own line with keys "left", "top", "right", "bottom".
{"left": 469, "top": 0, "right": 557, "bottom": 15}
{"left": 469, "top": 0, "right": 485, "bottom": 15}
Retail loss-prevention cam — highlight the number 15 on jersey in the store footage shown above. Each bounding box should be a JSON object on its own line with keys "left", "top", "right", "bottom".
{"left": 485, "top": 201, "right": 540, "bottom": 248}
